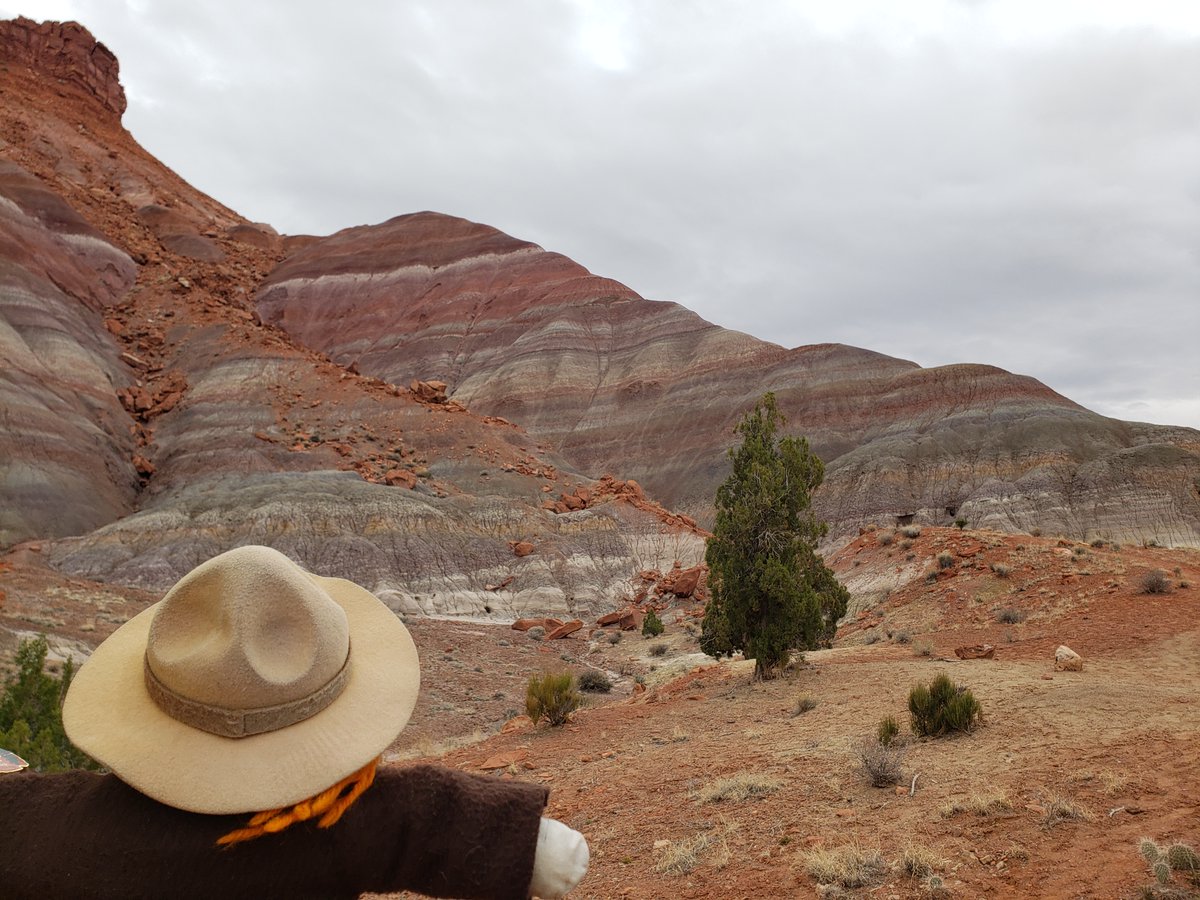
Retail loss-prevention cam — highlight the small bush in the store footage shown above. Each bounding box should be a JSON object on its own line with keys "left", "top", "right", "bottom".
{"left": 863, "top": 630, "right": 881, "bottom": 645}
{"left": 954, "top": 518, "right": 967, "bottom": 529}
{"left": 527, "top": 625, "right": 546, "bottom": 641}
{"left": 577, "top": 669, "right": 612, "bottom": 693}
{"left": 936, "top": 552, "right": 955, "bottom": 570}
{"left": 1090, "top": 538, "right": 1106, "bottom": 548}
{"left": 642, "top": 609, "right": 664, "bottom": 637}
{"left": 913, "top": 640, "right": 934, "bottom": 657}
{"left": 991, "top": 562, "right": 1011, "bottom": 578}
{"left": 649, "top": 643, "right": 669, "bottom": 657}
{"left": 1030, "top": 527, "right": 1042, "bottom": 537}
{"left": 900, "top": 539, "right": 913, "bottom": 551}
{"left": 793, "top": 694, "right": 818, "bottom": 716}
{"left": 1140, "top": 570, "right": 1172, "bottom": 595}
{"left": 606, "top": 630, "right": 622, "bottom": 645}
{"left": 996, "top": 607, "right": 1025, "bottom": 624}
{"left": 908, "top": 673, "right": 982, "bottom": 737}
{"left": 525, "top": 672, "right": 581, "bottom": 726}
{"left": 877, "top": 530, "right": 895, "bottom": 546}
{"left": 894, "top": 630, "right": 912, "bottom": 645}
{"left": 858, "top": 735, "right": 906, "bottom": 787}
{"left": 901, "top": 526, "right": 922, "bottom": 539}
{"left": 877, "top": 715, "right": 900, "bottom": 747}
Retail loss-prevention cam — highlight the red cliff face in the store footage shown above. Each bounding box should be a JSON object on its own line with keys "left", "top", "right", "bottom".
{"left": 0, "top": 18, "right": 125, "bottom": 118}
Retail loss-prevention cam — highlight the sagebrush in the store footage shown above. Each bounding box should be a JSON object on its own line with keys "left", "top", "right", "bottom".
{"left": 525, "top": 672, "right": 581, "bottom": 726}
{"left": 577, "top": 669, "right": 612, "bottom": 693}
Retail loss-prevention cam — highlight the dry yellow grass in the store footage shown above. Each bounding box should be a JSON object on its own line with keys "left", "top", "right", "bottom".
{"left": 939, "top": 791, "right": 1013, "bottom": 818}
{"left": 802, "top": 843, "right": 887, "bottom": 888}
{"left": 692, "top": 770, "right": 783, "bottom": 804}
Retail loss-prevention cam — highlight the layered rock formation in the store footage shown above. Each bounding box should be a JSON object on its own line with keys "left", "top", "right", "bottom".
{"left": 256, "top": 214, "right": 1200, "bottom": 546}
{"left": 1, "top": 16, "right": 1196, "bottom": 647}
{"left": 0, "top": 19, "right": 703, "bottom": 621}
{"left": 0, "top": 160, "right": 138, "bottom": 545}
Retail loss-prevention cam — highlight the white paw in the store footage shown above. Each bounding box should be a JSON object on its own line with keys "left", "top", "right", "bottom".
{"left": 529, "top": 817, "right": 590, "bottom": 898}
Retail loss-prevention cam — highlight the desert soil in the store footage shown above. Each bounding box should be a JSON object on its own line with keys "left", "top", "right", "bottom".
{"left": 3, "top": 528, "right": 1198, "bottom": 898}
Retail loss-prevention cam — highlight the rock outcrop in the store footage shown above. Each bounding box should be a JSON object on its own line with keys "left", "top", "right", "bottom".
{"left": 255, "top": 213, "right": 1200, "bottom": 546}
{"left": 0, "top": 18, "right": 125, "bottom": 118}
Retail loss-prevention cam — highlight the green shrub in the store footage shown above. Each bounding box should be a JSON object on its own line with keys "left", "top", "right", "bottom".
{"left": 954, "top": 518, "right": 967, "bottom": 529}
{"left": 936, "top": 552, "right": 954, "bottom": 570}
{"left": 525, "top": 672, "right": 581, "bottom": 726}
{"left": 908, "top": 673, "right": 982, "bottom": 737}
{"left": 642, "top": 609, "right": 664, "bottom": 637}
{"left": 577, "top": 669, "right": 612, "bottom": 693}
{"left": 0, "top": 636, "right": 96, "bottom": 772}
{"left": 877, "top": 715, "right": 900, "bottom": 747}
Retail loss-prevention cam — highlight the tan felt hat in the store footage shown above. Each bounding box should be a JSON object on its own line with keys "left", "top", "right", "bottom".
{"left": 63, "top": 545, "right": 420, "bottom": 814}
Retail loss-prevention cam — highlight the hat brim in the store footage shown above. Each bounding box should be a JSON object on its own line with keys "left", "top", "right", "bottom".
{"left": 63, "top": 574, "right": 419, "bottom": 815}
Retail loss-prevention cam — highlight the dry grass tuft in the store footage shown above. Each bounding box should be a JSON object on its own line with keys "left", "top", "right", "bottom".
{"left": 1041, "top": 796, "right": 1092, "bottom": 828}
{"left": 653, "top": 824, "right": 736, "bottom": 875}
{"left": 900, "top": 843, "right": 945, "bottom": 879}
{"left": 940, "top": 792, "right": 1012, "bottom": 818}
{"left": 803, "top": 844, "right": 887, "bottom": 888}
{"left": 693, "top": 770, "right": 784, "bottom": 804}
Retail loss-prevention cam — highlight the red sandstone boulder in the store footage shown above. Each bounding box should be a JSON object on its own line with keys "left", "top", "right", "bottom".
{"left": 384, "top": 468, "right": 417, "bottom": 489}
{"left": 510, "top": 541, "right": 535, "bottom": 557}
{"left": 511, "top": 618, "right": 564, "bottom": 632}
{"left": 546, "top": 619, "right": 583, "bottom": 640}
{"left": 410, "top": 379, "right": 448, "bottom": 403}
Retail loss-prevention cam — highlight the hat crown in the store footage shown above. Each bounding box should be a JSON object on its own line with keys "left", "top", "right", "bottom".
{"left": 146, "top": 546, "right": 350, "bottom": 709}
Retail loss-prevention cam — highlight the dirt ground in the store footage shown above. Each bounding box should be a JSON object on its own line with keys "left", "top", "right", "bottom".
{"left": 3, "top": 527, "right": 1198, "bottom": 898}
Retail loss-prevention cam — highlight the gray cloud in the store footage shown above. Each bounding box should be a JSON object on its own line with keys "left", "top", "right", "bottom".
{"left": 11, "top": 1, "right": 1199, "bottom": 428}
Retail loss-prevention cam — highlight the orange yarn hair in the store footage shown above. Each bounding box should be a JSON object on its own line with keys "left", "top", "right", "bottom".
{"left": 217, "top": 756, "right": 380, "bottom": 846}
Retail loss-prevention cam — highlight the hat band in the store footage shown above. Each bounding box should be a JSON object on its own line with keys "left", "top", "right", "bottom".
{"left": 143, "top": 649, "right": 352, "bottom": 739}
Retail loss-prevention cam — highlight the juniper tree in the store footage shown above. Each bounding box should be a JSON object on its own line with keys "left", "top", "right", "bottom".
{"left": 700, "top": 393, "right": 849, "bottom": 680}
{"left": 0, "top": 635, "right": 96, "bottom": 771}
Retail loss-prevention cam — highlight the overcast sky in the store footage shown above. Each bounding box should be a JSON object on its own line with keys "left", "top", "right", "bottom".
{"left": 13, "top": 1, "right": 1200, "bottom": 429}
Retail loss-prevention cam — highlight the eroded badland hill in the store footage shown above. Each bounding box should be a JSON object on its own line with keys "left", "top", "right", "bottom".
{"left": 1, "top": 18, "right": 1198, "bottom": 899}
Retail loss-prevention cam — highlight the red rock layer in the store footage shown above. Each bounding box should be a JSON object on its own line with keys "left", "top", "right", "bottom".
{"left": 0, "top": 17, "right": 125, "bottom": 118}
{"left": 254, "top": 212, "right": 1200, "bottom": 545}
